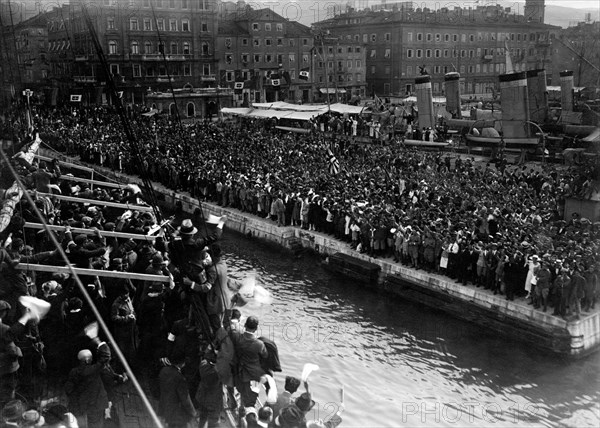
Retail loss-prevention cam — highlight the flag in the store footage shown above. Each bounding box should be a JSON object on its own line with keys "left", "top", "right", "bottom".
{"left": 234, "top": 81, "right": 244, "bottom": 90}
{"left": 327, "top": 147, "right": 340, "bottom": 175}
{"left": 299, "top": 69, "right": 310, "bottom": 80}
{"left": 70, "top": 94, "right": 82, "bottom": 102}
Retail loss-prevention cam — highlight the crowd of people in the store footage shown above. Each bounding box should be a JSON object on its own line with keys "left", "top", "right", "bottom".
{"left": 0, "top": 103, "right": 599, "bottom": 426}
{"left": 1, "top": 107, "right": 345, "bottom": 427}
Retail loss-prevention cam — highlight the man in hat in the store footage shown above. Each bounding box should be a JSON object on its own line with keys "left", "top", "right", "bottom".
{"left": 110, "top": 284, "right": 136, "bottom": 370}
{"left": 232, "top": 316, "right": 268, "bottom": 408}
{"left": 158, "top": 352, "right": 197, "bottom": 428}
{"left": 273, "top": 404, "right": 306, "bottom": 428}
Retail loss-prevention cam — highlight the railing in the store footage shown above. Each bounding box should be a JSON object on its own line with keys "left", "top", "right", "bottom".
{"left": 73, "top": 76, "right": 97, "bottom": 83}
{"left": 142, "top": 54, "right": 188, "bottom": 61}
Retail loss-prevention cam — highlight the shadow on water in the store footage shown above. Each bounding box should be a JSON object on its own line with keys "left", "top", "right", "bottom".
{"left": 221, "top": 231, "right": 600, "bottom": 427}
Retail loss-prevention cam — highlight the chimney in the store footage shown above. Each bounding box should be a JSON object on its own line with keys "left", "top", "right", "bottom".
{"left": 526, "top": 69, "right": 548, "bottom": 123}
{"left": 444, "top": 72, "right": 461, "bottom": 119}
{"left": 415, "top": 75, "right": 435, "bottom": 129}
{"left": 499, "top": 71, "right": 530, "bottom": 137}
{"left": 559, "top": 70, "right": 574, "bottom": 112}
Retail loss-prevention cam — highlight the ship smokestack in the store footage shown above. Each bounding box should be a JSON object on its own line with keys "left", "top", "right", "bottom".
{"left": 499, "top": 71, "right": 530, "bottom": 138}
{"left": 559, "top": 70, "right": 574, "bottom": 112}
{"left": 415, "top": 75, "right": 435, "bottom": 129}
{"left": 444, "top": 72, "right": 461, "bottom": 119}
{"left": 526, "top": 69, "right": 548, "bottom": 123}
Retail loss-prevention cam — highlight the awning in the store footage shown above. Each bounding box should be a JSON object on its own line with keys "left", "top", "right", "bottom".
{"left": 319, "top": 88, "right": 346, "bottom": 94}
{"left": 142, "top": 109, "right": 159, "bottom": 117}
{"left": 285, "top": 111, "right": 321, "bottom": 121}
{"left": 329, "top": 103, "right": 366, "bottom": 114}
{"left": 221, "top": 107, "right": 252, "bottom": 116}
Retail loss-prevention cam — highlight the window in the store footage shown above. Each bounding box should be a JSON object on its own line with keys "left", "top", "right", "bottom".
{"left": 363, "top": 34, "right": 368, "bottom": 43}
{"left": 145, "top": 41, "right": 152, "bottom": 54}
{"left": 252, "top": 23, "right": 259, "bottom": 31}
{"left": 406, "top": 49, "right": 413, "bottom": 58}
{"left": 277, "top": 38, "right": 283, "bottom": 46}
{"left": 434, "top": 65, "right": 440, "bottom": 74}
{"left": 510, "top": 33, "right": 515, "bottom": 41}
{"left": 370, "top": 49, "right": 376, "bottom": 58}
{"left": 131, "top": 41, "right": 139, "bottom": 54}
{"left": 426, "top": 33, "right": 432, "bottom": 41}
{"left": 347, "top": 60, "right": 352, "bottom": 68}
{"left": 384, "top": 66, "right": 390, "bottom": 75}
{"left": 385, "top": 32, "right": 391, "bottom": 42}
{"left": 337, "top": 47, "right": 343, "bottom": 54}
{"left": 426, "top": 49, "right": 431, "bottom": 58}
{"left": 277, "top": 54, "right": 283, "bottom": 64}
{"left": 435, "top": 34, "right": 441, "bottom": 42}
{"left": 371, "top": 65, "right": 376, "bottom": 74}
{"left": 417, "top": 33, "right": 422, "bottom": 41}
{"left": 469, "top": 49, "right": 474, "bottom": 58}
{"left": 130, "top": 18, "right": 138, "bottom": 31}
{"left": 328, "top": 61, "right": 333, "bottom": 69}
{"left": 317, "top": 61, "right": 323, "bottom": 68}
{"left": 146, "top": 67, "right": 154, "bottom": 76}
{"left": 226, "top": 71, "right": 234, "bottom": 81}
{"left": 328, "top": 47, "right": 333, "bottom": 55}
{"left": 302, "top": 38, "right": 308, "bottom": 46}
{"left": 266, "top": 54, "right": 273, "bottom": 63}
{"left": 254, "top": 54, "right": 261, "bottom": 63}
{"left": 265, "top": 23, "right": 271, "bottom": 31}
{"left": 407, "top": 66, "right": 412, "bottom": 76}
{"left": 461, "top": 34, "right": 466, "bottom": 42}
{"left": 276, "top": 23, "right": 283, "bottom": 31}
{"left": 110, "top": 64, "right": 119, "bottom": 75}
{"left": 182, "top": 19, "right": 190, "bottom": 32}
{"left": 241, "top": 54, "right": 249, "bottom": 63}
{"left": 355, "top": 47, "right": 361, "bottom": 53}
{"left": 107, "top": 18, "right": 115, "bottom": 30}
{"left": 169, "top": 19, "right": 177, "bottom": 31}
{"left": 407, "top": 32, "right": 413, "bottom": 42}
{"left": 356, "top": 59, "right": 361, "bottom": 67}
{"left": 289, "top": 53, "right": 295, "bottom": 62}
{"left": 225, "top": 54, "right": 232, "bottom": 64}
{"left": 461, "top": 49, "right": 466, "bottom": 57}
{"left": 384, "top": 49, "right": 391, "bottom": 58}
{"left": 302, "top": 54, "right": 309, "bottom": 63}
{"left": 144, "top": 18, "right": 151, "bottom": 31}
{"left": 469, "top": 34, "right": 474, "bottom": 42}
{"left": 265, "top": 38, "right": 272, "bottom": 46}
{"left": 416, "top": 49, "right": 422, "bottom": 58}
{"left": 356, "top": 73, "right": 362, "bottom": 82}
{"left": 354, "top": 34, "right": 359, "bottom": 42}
{"left": 133, "top": 64, "right": 141, "bottom": 77}
{"left": 435, "top": 49, "right": 440, "bottom": 58}
{"left": 203, "top": 64, "right": 210, "bottom": 76}
{"left": 183, "top": 42, "right": 190, "bottom": 55}
{"left": 184, "top": 64, "right": 191, "bottom": 76}
{"left": 337, "top": 60, "right": 343, "bottom": 70}
{"left": 109, "top": 40, "right": 118, "bottom": 54}
{"left": 371, "top": 34, "right": 376, "bottom": 42}
{"left": 202, "top": 42, "right": 209, "bottom": 55}
{"left": 453, "top": 34, "right": 458, "bottom": 42}
{"left": 444, "top": 49, "right": 449, "bottom": 58}
{"left": 253, "top": 39, "right": 260, "bottom": 47}
{"left": 157, "top": 19, "right": 164, "bottom": 31}
{"left": 170, "top": 42, "right": 177, "bottom": 54}
{"left": 289, "top": 39, "right": 295, "bottom": 46}
{"left": 242, "top": 38, "right": 248, "bottom": 46}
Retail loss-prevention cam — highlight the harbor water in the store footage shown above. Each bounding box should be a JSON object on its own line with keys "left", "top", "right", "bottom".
{"left": 220, "top": 231, "right": 600, "bottom": 428}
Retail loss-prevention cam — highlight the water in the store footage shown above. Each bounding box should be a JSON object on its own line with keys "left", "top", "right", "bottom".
{"left": 220, "top": 231, "right": 600, "bottom": 428}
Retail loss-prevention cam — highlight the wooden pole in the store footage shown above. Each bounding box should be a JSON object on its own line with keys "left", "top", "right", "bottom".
{"left": 59, "top": 174, "right": 124, "bottom": 189}
{"left": 34, "top": 154, "right": 94, "bottom": 172}
{"left": 15, "top": 263, "right": 170, "bottom": 282}
{"left": 34, "top": 192, "right": 154, "bottom": 212}
{"left": 24, "top": 222, "right": 158, "bottom": 241}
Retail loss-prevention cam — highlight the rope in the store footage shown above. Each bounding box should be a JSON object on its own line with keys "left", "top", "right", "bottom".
{"left": 0, "top": 147, "right": 164, "bottom": 428}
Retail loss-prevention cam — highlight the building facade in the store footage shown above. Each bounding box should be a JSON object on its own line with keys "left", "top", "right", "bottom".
{"left": 314, "top": 1, "right": 559, "bottom": 98}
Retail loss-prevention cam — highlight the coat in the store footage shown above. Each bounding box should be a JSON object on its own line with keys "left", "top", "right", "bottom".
{"left": 65, "top": 363, "right": 108, "bottom": 416}
{"left": 158, "top": 365, "right": 196, "bottom": 425}
{"left": 232, "top": 331, "right": 268, "bottom": 382}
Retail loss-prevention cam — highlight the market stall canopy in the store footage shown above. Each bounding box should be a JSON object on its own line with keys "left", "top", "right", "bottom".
{"left": 329, "top": 103, "right": 366, "bottom": 114}
{"left": 251, "top": 102, "right": 327, "bottom": 112}
{"left": 221, "top": 107, "right": 252, "bottom": 115}
{"left": 141, "top": 109, "right": 159, "bottom": 117}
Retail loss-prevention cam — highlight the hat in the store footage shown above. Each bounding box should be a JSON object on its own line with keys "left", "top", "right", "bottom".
{"left": 74, "top": 234, "right": 88, "bottom": 246}
{"left": 277, "top": 405, "right": 304, "bottom": 426}
{"left": 532, "top": 255, "right": 540, "bottom": 261}
{"left": 1, "top": 400, "right": 25, "bottom": 422}
{"left": 22, "top": 410, "right": 45, "bottom": 427}
{"left": 0, "top": 300, "right": 11, "bottom": 312}
{"left": 179, "top": 219, "right": 198, "bottom": 235}
{"left": 42, "top": 405, "right": 69, "bottom": 425}
{"left": 206, "top": 214, "right": 222, "bottom": 225}
{"left": 151, "top": 253, "right": 166, "bottom": 266}
{"left": 295, "top": 392, "right": 315, "bottom": 412}
{"left": 77, "top": 349, "right": 92, "bottom": 362}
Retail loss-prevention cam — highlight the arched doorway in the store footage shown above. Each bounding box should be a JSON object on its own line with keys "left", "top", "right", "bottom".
{"left": 169, "top": 103, "right": 177, "bottom": 116}
{"left": 206, "top": 101, "right": 217, "bottom": 119}
{"left": 187, "top": 102, "right": 195, "bottom": 117}
{"left": 151, "top": 103, "right": 157, "bottom": 110}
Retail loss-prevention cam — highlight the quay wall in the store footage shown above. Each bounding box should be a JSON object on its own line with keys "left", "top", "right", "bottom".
{"left": 40, "top": 149, "right": 600, "bottom": 358}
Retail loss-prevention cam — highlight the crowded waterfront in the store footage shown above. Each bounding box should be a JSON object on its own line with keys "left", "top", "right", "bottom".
{"left": 0, "top": 101, "right": 599, "bottom": 427}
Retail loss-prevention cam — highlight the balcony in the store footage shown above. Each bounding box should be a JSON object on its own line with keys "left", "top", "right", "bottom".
{"left": 142, "top": 54, "right": 188, "bottom": 61}
{"left": 201, "top": 74, "right": 216, "bottom": 81}
{"left": 75, "top": 55, "right": 92, "bottom": 62}
{"left": 73, "top": 76, "right": 97, "bottom": 83}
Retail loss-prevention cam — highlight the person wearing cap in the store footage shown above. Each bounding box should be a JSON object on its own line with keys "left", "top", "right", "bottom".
{"left": 158, "top": 352, "right": 197, "bottom": 428}
{"left": 552, "top": 268, "right": 571, "bottom": 317}
{"left": 110, "top": 283, "right": 137, "bottom": 371}
{"left": 232, "top": 316, "right": 268, "bottom": 408}
{"left": 64, "top": 349, "right": 108, "bottom": 428}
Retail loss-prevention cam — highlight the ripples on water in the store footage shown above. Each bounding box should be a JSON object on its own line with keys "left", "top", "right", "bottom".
{"left": 221, "top": 232, "right": 600, "bottom": 427}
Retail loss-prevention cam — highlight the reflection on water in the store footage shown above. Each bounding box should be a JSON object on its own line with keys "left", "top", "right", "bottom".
{"left": 221, "top": 232, "right": 600, "bottom": 427}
